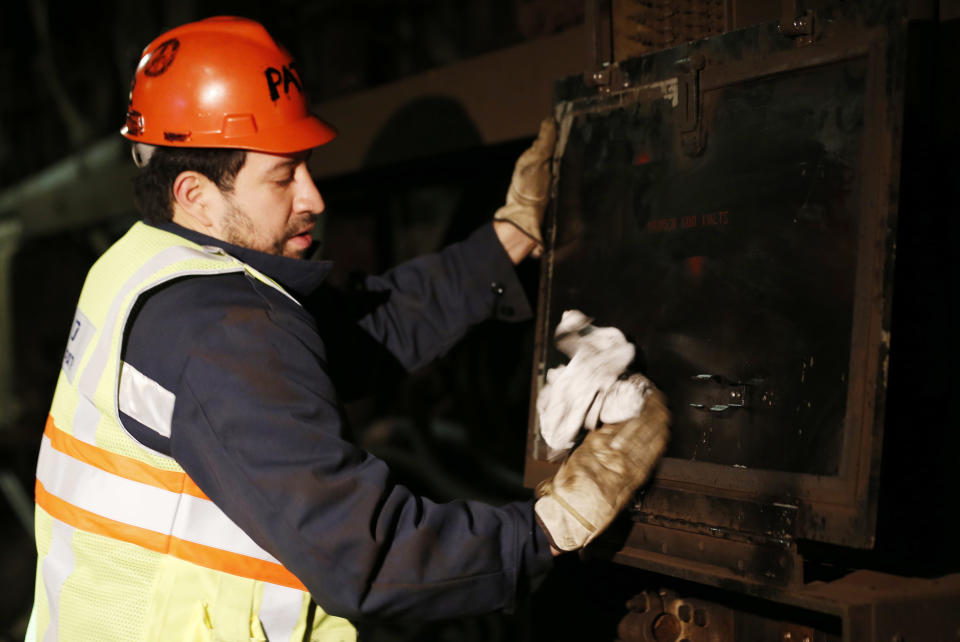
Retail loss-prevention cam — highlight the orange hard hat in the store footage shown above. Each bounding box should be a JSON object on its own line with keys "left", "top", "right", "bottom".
{"left": 121, "top": 16, "right": 336, "bottom": 153}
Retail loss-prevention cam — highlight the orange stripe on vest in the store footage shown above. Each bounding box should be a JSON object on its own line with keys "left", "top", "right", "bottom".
{"left": 36, "top": 480, "right": 307, "bottom": 591}
{"left": 44, "top": 415, "right": 208, "bottom": 500}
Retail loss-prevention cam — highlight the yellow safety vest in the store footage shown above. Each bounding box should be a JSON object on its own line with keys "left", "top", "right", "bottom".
{"left": 30, "top": 222, "right": 356, "bottom": 642}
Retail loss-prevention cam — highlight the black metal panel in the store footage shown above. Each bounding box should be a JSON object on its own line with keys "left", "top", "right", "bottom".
{"left": 550, "top": 57, "right": 867, "bottom": 475}
{"left": 527, "top": 3, "right": 906, "bottom": 556}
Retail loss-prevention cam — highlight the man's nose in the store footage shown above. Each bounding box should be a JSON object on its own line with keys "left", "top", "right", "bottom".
{"left": 295, "top": 165, "right": 324, "bottom": 214}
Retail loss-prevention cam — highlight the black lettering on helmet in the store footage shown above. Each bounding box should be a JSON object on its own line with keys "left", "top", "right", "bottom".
{"left": 144, "top": 39, "right": 180, "bottom": 77}
{"left": 283, "top": 63, "right": 302, "bottom": 96}
{"left": 265, "top": 67, "right": 283, "bottom": 101}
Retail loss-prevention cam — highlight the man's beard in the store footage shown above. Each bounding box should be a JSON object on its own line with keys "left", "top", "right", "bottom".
{"left": 221, "top": 198, "right": 317, "bottom": 258}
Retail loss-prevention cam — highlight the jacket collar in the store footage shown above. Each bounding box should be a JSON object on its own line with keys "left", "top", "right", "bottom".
{"left": 150, "top": 221, "right": 333, "bottom": 300}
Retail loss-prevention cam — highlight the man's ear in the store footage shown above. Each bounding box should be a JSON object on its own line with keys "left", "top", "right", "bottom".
{"left": 171, "top": 171, "right": 216, "bottom": 230}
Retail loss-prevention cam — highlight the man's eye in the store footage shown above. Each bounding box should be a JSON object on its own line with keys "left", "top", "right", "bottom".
{"left": 275, "top": 175, "right": 294, "bottom": 186}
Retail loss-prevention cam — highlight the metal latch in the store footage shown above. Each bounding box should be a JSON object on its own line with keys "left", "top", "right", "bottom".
{"left": 676, "top": 54, "right": 706, "bottom": 157}
{"left": 688, "top": 373, "right": 749, "bottom": 413}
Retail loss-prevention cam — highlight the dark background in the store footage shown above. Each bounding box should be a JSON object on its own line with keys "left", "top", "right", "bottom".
{"left": 0, "top": 0, "right": 585, "bottom": 187}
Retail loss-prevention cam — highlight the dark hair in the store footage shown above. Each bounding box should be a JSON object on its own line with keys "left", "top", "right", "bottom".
{"left": 132, "top": 146, "right": 247, "bottom": 224}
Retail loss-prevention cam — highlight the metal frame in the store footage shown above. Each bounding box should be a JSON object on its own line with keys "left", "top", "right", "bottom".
{"left": 525, "top": 6, "right": 906, "bottom": 594}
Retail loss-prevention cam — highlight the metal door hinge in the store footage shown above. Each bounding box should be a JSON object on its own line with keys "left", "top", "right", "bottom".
{"left": 585, "top": 62, "right": 632, "bottom": 93}
{"left": 778, "top": 0, "right": 816, "bottom": 46}
{"left": 676, "top": 54, "right": 706, "bottom": 157}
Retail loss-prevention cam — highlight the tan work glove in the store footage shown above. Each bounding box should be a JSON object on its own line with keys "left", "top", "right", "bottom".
{"left": 535, "top": 388, "right": 671, "bottom": 552}
{"left": 493, "top": 118, "right": 557, "bottom": 257}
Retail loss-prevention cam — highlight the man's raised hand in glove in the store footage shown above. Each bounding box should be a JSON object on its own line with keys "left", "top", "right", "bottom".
{"left": 535, "top": 388, "right": 671, "bottom": 552}
{"left": 493, "top": 118, "right": 557, "bottom": 263}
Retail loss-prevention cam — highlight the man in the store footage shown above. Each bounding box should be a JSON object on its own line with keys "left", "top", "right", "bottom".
{"left": 29, "top": 16, "right": 669, "bottom": 641}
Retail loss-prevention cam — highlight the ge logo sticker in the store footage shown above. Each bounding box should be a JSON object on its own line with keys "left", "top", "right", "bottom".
{"left": 144, "top": 38, "right": 180, "bottom": 77}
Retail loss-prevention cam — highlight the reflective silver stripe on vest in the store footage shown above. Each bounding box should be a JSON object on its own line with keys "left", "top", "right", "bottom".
{"left": 118, "top": 362, "right": 175, "bottom": 438}
{"left": 259, "top": 583, "right": 304, "bottom": 642}
{"left": 41, "top": 519, "right": 75, "bottom": 642}
{"left": 36, "top": 435, "right": 283, "bottom": 564}
{"left": 170, "top": 492, "right": 280, "bottom": 562}
{"left": 76, "top": 245, "right": 242, "bottom": 409}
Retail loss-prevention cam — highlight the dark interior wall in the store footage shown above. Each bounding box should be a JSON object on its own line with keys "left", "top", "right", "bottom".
{"left": 0, "top": 0, "right": 584, "bottom": 189}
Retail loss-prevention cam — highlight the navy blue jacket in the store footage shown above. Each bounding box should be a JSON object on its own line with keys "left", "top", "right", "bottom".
{"left": 120, "top": 220, "right": 553, "bottom": 622}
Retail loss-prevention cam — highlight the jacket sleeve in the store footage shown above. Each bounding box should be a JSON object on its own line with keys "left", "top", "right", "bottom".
{"left": 348, "top": 222, "right": 533, "bottom": 372}
{"left": 125, "top": 272, "right": 553, "bottom": 622}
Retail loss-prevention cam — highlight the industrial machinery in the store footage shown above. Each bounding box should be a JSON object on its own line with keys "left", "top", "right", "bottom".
{"left": 524, "top": 1, "right": 960, "bottom": 640}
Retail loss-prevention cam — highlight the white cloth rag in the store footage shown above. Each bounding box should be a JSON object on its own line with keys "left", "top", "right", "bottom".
{"left": 537, "top": 310, "right": 651, "bottom": 452}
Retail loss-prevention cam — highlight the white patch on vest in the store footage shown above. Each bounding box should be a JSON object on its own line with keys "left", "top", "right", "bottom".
{"left": 41, "top": 519, "right": 76, "bottom": 642}
{"left": 259, "top": 584, "right": 304, "bottom": 642}
{"left": 61, "top": 308, "right": 95, "bottom": 384}
{"left": 119, "top": 362, "right": 175, "bottom": 438}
